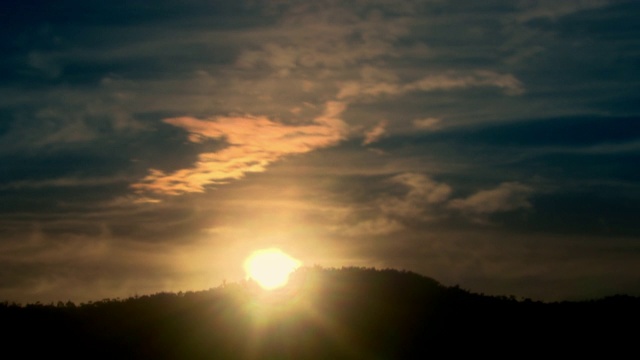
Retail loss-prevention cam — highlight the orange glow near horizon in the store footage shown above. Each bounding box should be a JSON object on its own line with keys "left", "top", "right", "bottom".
{"left": 244, "top": 248, "right": 302, "bottom": 290}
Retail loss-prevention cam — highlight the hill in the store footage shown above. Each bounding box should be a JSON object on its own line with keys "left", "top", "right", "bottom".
{"left": 1, "top": 266, "right": 638, "bottom": 359}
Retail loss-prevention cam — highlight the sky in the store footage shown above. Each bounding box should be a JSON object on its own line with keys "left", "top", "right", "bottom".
{"left": 1, "top": 0, "right": 639, "bottom": 303}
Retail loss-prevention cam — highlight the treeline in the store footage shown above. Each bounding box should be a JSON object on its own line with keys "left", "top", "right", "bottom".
{"left": 1, "top": 266, "right": 638, "bottom": 359}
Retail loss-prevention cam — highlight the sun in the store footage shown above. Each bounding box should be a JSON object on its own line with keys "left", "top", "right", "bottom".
{"left": 244, "top": 248, "right": 302, "bottom": 290}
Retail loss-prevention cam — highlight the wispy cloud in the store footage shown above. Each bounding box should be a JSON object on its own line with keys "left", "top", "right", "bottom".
{"left": 392, "top": 173, "right": 453, "bottom": 205}
{"left": 343, "top": 217, "right": 403, "bottom": 237}
{"left": 378, "top": 173, "right": 453, "bottom": 220}
{"left": 516, "top": 0, "right": 612, "bottom": 22}
{"left": 351, "top": 174, "right": 533, "bottom": 228}
{"left": 338, "top": 70, "right": 524, "bottom": 100}
{"left": 363, "top": 120, "right": 388, "bottom": 145}
{"left": 132, "top": 102, "right": 348, "bottom": 195}
{"left": 0, "top": 176, "right": 129, "bottom": 190}
{"left": 448, "top": 182, "right": 534, "bottom": 214}
{"left": 235, "top": 4, "right": 411, "bottom": 73}
{"left": 406, "top": 71, "right": 524, "bottom": 95}
{"left": 413, "top": 117, "right": 442, "bottom": 130}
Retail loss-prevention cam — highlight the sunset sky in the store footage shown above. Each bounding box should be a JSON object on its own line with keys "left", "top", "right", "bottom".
{"left": 1, "top": 0, "right": 639, "bottom": 303}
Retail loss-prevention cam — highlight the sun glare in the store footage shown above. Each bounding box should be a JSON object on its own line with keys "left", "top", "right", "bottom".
{"left": 244, "top": 248, "right": 302, "bottom": 290}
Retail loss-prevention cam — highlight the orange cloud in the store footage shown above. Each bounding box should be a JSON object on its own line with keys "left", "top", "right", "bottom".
{"left": 363, "top": 120, "right": 387, "bottom": 145}
{"left": 132, "top": 101, "right": 348, "bottom": 195}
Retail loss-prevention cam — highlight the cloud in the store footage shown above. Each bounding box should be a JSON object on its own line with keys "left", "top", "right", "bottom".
{"left": 27, "top": 51, "right": 62, "bottom": 78}
{"left": 344, "top": 217, "right": 404, "bottom": 237}
{"left": 236, "top": 4, "right": 411, "bottom": 73}
{"left": 392, "top": 173, "right": 453, "bottom": 204}
{"left": 448, "top": 182, "right": 534, "bottom": 214}
{"left": 132, "top": 101, "right": 348, "bottom": 195}
{"left": 406, "top": 71, "right": 524, "bottom": 95}
{"left": 330, "top": 173, "right": 453, "bottom": 237}
{"left": 338, "top": 70, "right": 524, "bottom": 100}
{"left": 363, "top": 121, "right": 388, "bottom": 145}
{"left": 0, "top": 224, "right": 199, "bottom": 303}
{"left": 516, "top": 0, "right": 612, "bottom": 22}
{"left": 0, "top": 176, "right": 129, "bottom": 190}
{"left": 413, "top": 117, "right": 442, "bottom": 130}
{"left": 379, "top": 173, "right": 453, "bottom": 219}
{"left": 353, "top": 174, "right": 533, "bottom": 228}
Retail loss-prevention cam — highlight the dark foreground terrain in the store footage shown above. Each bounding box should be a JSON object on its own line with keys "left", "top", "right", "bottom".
{"left": 1, "top": 267, "right": 638, "bottom": 359}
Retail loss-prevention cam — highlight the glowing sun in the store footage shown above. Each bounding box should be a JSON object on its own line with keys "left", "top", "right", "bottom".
{"left": 244, "top": 248, "right": 302, "bottom": 290}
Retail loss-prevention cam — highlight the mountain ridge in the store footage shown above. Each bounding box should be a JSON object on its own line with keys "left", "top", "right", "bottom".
{"left": 1, "top": 266, "right": 637, "bottom": 358}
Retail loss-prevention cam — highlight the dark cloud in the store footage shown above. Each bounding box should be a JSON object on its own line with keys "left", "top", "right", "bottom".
{"left": 446, "top": 116, "right": 640, "bottom": 147}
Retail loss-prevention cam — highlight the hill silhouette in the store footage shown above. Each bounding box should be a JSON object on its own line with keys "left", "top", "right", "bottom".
{"left": 1, "top": 266, "right": 638, "bottom": 359}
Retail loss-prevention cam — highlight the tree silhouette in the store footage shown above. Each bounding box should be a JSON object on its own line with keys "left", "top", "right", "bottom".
{"left": 0, "top": 266, "right": 637, "bottom": 359}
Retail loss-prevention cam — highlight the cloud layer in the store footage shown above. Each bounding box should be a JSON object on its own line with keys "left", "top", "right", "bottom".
{"left": 1, "top": 0, "right": 639, "bottom": 303}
